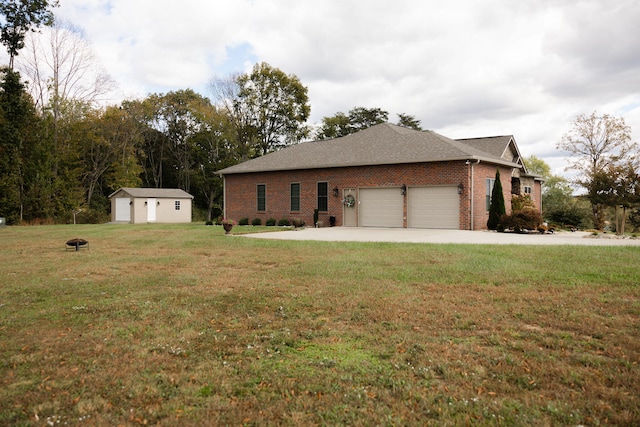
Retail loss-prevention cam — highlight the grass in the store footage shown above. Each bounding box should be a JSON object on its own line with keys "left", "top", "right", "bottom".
{"left": 1, "top": 223, "right": 639, "bottom": 426}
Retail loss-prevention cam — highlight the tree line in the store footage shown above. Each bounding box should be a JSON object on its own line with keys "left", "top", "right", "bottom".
{"left": 0, "top": 60, "right": 310, "bottom": 223}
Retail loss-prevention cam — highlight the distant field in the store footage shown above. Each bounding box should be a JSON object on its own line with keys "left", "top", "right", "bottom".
{"left": 1, "top": 224, "right": 638, "bottom": 426}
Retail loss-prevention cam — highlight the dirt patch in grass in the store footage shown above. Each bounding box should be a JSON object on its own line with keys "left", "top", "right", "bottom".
{"left": 1, "top": 224, "right": 639, "bottom": 425}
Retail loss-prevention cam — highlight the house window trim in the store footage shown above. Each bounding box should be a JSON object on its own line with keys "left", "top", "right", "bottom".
{"left": 174, "top": 200, "right": 181, "bottom": 211}
{"left": 257, "top": 184, "right": 266, "bottom": 212}
{"left": 317, "top": 181, "right": 328, "bottom": 212}
{"left": 290, "top": 182, "right": 301, "bottom": 212}
{"left": 523, "top": 186, "right": 532, "bottom": 194}
{"left": 486, "top": 178, "right": 495, "bottom": 212}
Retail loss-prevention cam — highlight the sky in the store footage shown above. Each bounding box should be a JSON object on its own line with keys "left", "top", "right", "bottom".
{"left": 10, "top": 0, "right": 640, "bottom": 179}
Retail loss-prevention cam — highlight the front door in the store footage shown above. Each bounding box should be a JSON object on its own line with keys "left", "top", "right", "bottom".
{"left": 343, "top": 189, "right": 357, "bottom": 226}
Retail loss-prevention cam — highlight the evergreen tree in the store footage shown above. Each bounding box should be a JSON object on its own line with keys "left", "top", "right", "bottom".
{"left": 487, "top": 169, "right": 506, "bottom": 230}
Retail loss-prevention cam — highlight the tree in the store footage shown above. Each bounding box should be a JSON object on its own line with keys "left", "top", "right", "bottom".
{"left": 190, "top": 111, "right": 235, "bottom": 221}
{"left": 397, "top": 113, "right": 422, "bottom": 130}
{"left": 121, "top": 98, "right": 168, "bottom": 189}
{"left": 237, "top": 62, "right": 310, "bottom": 155}
{"left": 523, "top": 155, "right": 550, "bottom": 179}
{"left": 0, "top": 0, "right": 58, "bottom": 69}
{"left": 17, "top": 22, "right": 116, "bottom": 115}
{"left": 149, "top": 90, "right": 217, "bottom": 192}
{"left": 75, "top": 106, "right": 143, "bottom": 208}
{"left": 487, "top": 169, "right": 506, "bottom": 230}
{"left": 523, "top": 155, "right": 583, "bottom": 225}
{"left": 348, "top": 107, "right": 388, "bottom": 132}
{"left": 314, "top": 112, "right": 351, "bottom": 140}
{"left": 15, "top": 23, "right": 116, "bottom": 216}
{"left": 557, "top": 112, "right": 635, "bottom": 230}
{"left": 315, "top": 107, "right": 389, "bottom": 140}
{"left": 591, "top": 160, "right": 640, "bottom": 234}
{"left": 210, "top": 72, "right": 259, "bottom": 161}
{"left": 210, "top": 63, "right": 310, "bottom": 158}
{"left": 0, "top": 67, "right": 40, "bottom": 223}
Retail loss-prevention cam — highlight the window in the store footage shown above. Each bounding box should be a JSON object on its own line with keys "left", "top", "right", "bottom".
{"left": 257, "top": 184, "right": 266, "bottom": 211}
{"left": 486, "top": 178, "right": 495, "bottom": 211}
{"left": 524, "top": 186, "right": 532, "bottom": 194}
{"left": 174, "top": 201, "right": 181, "bottom": 211}
{"left": 290, "top": 183, "right": 300, "bottom": 211}
{"left": 317, "top": 182, "right": 328, "bottom": 211}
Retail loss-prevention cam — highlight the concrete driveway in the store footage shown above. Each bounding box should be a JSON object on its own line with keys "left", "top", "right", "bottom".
{"left": 241, "top": 227, "right": 640, "bottom": 246}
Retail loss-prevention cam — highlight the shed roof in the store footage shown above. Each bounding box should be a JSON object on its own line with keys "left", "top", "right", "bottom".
{"left": 109, "top": 188, "right": 193, "bottom": 199}
{"left": 217, "top": 123, "right": 522, "bottom": 175}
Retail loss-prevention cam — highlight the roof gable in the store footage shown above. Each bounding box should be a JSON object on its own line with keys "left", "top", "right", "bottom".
{"left": 456, "top": 135, "right": 527, "bottom": 171}
{"left": 217, "top": 123, "right": 523, "bottom": 175}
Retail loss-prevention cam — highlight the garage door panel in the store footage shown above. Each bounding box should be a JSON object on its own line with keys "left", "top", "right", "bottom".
{"left": 359, "top": 188, "right": 403, "bottom": 228}
{"left": 408, "top": 186, "right": 459, "bottom": 229}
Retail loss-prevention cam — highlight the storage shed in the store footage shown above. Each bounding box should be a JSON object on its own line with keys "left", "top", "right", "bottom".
{"left": 109, "top": 188, "right": 193, "bottom": 224}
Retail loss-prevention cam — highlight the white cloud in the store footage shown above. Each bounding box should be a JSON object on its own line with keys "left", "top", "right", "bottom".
{"left": 6, "top": 0, "right": 638, "bottom": 181}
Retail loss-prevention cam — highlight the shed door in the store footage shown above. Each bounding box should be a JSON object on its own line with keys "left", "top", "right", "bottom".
{"left": 408, "top": 186, "right": 459, "bottom": 229}
{"left": 359, "top": 187, "right": 403, "bottom": 227}
{"left": 115, "top": 198, "right": 131, "bottom": 222}
{"left": 147, "top": 198, "right": 156, "bottom": 222}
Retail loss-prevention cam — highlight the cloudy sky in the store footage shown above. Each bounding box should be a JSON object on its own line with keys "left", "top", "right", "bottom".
{"left": 14, "top": 0, "right": 640, "bottom": 177}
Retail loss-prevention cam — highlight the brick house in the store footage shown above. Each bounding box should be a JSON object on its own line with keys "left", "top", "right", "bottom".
{"left": 217, "top": 123, "right": 542, "bottom": 230}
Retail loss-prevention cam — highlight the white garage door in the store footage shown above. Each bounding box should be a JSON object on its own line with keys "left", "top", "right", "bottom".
{"left": 115, "top": 197, "right": 131, "bottom": 222}
{"left": 359, "top": 187, "right": 404, "bottom": 227}
{"left": 408, "top": 186, "right": 459, "bottom": 229}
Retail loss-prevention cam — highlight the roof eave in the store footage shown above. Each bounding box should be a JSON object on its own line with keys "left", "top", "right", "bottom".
{"left": 217, "top": 156, "right": 522, "bottom": 175}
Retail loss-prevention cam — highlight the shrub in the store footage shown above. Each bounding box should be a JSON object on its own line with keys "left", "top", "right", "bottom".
{"left": 291, "top": 218, "right": 305, "bottom": 228}
{"left": 265, "top": 218, "right": 276, "bottom": 226}
{"left": 546, "top": 207, "right": 591, "bottom": 230}
{"left": 278, "top": 218, "right": 291, "bottom": 226}
{"left": 75, "top": 208, "right": 110, "bottom": 224}
{"left": 500, "top": 209, "right": 542, "bottom": 232}
{"left": 238, "top": 217, "right": 249, "bottom": 226}
{"left": 512, "top": 194, "right": 535, "bottom": 212}
{"left": 205, "top": 220, "right": 213, "bottom": 226}
{"left": 251, "top": 218, "right": 262, "bottom": 226}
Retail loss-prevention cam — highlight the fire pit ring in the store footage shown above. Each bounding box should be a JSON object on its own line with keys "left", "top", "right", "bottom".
{"left": 66, "top": 238, "right": 89, "bottom": 251}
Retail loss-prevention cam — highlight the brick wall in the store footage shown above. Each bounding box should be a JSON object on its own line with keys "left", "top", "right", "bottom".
{"left": 470, "top": 163, "right": 513, "bottom": 230}
{"left": 223, "top": 161, "right": 517, "bottom": 230}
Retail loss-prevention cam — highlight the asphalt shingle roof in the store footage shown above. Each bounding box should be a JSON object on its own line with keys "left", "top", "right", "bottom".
{"left": 455, "top": 136, "right": 515, "bottom": 159}
{"left": 217, "top": 123, "right": 521, "bottom": 175}
{"left": 110, "top": 188, "right": 193, "bottom": 199}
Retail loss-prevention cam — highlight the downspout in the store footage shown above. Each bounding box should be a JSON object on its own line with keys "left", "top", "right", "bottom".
{"left": 222, "top": 175, "right": 227, "bottom": 219}
{"left": 470, "top": 159, "right": 480, "bottom": 230}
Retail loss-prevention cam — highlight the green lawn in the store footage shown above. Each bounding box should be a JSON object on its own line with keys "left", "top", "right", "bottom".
{"left": 1, "top": 224, "right": 639, "bottom": 426}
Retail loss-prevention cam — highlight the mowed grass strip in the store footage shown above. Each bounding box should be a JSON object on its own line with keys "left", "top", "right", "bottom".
{"left": 0, "top": 224, "right": 638, "bottom": 426}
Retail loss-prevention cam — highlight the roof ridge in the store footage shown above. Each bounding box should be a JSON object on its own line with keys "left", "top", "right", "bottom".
{"left": 217, "top": 123, "right": 520, "bottom": 175}
{"left": 455, "top": 135, "right": 513, "bottom": 141}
